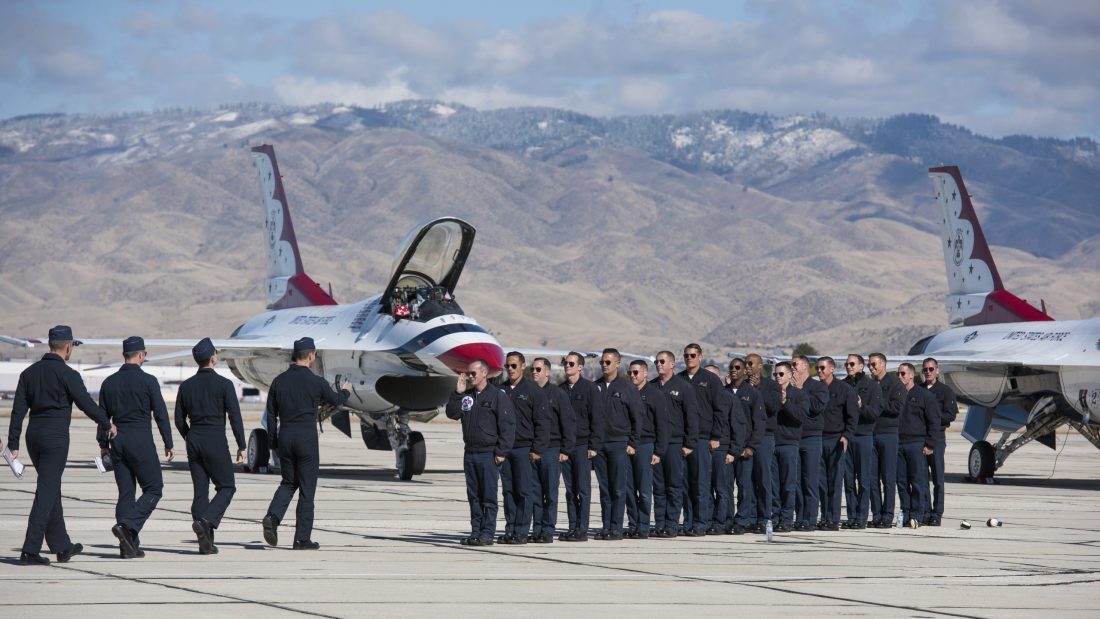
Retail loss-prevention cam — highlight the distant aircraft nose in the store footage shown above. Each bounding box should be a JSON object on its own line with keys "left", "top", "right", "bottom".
{"left": 437, "top": 341, "right": 505, "bottom": 375}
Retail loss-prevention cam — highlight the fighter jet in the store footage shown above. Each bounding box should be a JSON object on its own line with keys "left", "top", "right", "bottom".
{"left": 906, "top": 165, "right": 1100, "bottom": 480}
{"left": 7, "top": 145, "right": 505, "bottom": 480}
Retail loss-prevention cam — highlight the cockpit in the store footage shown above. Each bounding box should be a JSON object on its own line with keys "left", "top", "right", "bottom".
{"left": 381, "top": 217, "right": 476, "bottom": 322}
{"left": 390, "top": 284, "right": 464, "bottom": 322}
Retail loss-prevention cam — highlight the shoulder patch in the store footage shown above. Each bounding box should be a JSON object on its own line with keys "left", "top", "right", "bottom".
{"left": 461, "top": 395, "right": 474, "bottom": 412}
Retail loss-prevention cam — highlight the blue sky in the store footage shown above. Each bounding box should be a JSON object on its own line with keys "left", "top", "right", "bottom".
{"left": 1, "top": 0, "right": 1096, "bottom": 138}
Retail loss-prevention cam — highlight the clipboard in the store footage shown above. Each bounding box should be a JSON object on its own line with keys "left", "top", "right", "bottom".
{"left": 3, "top": 446, "right": 25, "bottom": 479}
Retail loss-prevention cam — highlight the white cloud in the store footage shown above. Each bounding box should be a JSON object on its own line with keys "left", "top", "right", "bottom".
{"left": 273, "top": 70, "right": 420, "bottom": 107}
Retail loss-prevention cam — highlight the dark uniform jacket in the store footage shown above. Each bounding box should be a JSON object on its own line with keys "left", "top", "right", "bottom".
{"left": 873, "top": 373, "right": 906, "bottom": 435}
{"left": 821, "top": 378, "right": 858, "bottom": 442}
{"left": 728, "top": 381, "right": 766, "bottom": 454}
{"left": 678, "top": 369, "right": 731, "bottom": 443}
{"left": 798, "top": 377, "right": 829, "bottom": 438}
{"left": 175, "top": 367, "right": 246, "bottom": 451}
{"left": 596, "top": 376, "right": 644, "bottom": 448}
{"left": 653, "top": 375, "right": 700, "bottom": 444}
{"left": 264, "top": 365, "right": 350, "bottom": 448}
{"left": 501, "top": 377, "right": 550, "bottom": 455}
{"left": 560, "top": 376, "right": 603, "bottom": 450}
{"left": 7, "top": 352, "right": 111, "bottom": 450}
{"left": 925, "top": 381, "right": 959, "bottom": 445}
{"left": 844, "top": 373, "right": 884, "bottom": 437}
{"left": 636, "top": 382, "right": 670, "bottom": 458}
{"left": 446, "top": 382, "right": 516, "bottom": 457}
{"left": 899, "top": 385, "right": 940, "bottom": 449}
{"left": 97, "top": 363, "right": 173, "bottom": 450}
{"left": 755, "top": 375, "right": 782, "bottom": 436}
{"left": 775, "top": 384, "right": 809, "bottom": 446}
{"left": 540, "top": 381, "right": 577, "bottom": 453}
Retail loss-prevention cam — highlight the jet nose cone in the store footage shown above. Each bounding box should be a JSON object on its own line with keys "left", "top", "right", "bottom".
{"left": 438, "top": 342, "right": 505, "bottom": 375}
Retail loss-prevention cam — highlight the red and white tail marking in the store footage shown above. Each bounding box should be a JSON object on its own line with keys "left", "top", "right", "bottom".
{"left": 928, "top": 166, "right": 1051, "bottom": 326}
{"left": 251, "top": 145, "right": 337, "bottom": 311}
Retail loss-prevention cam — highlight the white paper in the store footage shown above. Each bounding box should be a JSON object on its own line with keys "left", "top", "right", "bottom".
{"left": 3, "top": 446, "right": 24, "bottom": 479}
{"left": 94, "top": 456, "right": 107, "bottom": 473}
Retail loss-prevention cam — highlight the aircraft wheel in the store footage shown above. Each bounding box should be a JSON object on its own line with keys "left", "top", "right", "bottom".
{"left": 247, "top": 428, "right": 270, "bottom": 473}
{"left": 968, "top": 440, "right": 995, "bottom": 479}
{"left": 409, "top": 431, "right": 426, "bottom": 475}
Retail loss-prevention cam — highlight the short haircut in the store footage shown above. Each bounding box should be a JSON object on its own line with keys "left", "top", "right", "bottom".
{"left": 506, "top": 351, "right": 526, "bottom": 364}
{"left": 775, "top": 361, "right": 792, "bottom": 371}
{"left": 923, "top": 357, "right": 939, "bottom": 367}
{"left": 601, "top": 348, "right": 621, "bottom": 361}
{"left": 728, "top": 358, "right": 743, "bottom": 370}
{"left": 656, "top": 350, "right": 675, "bottom": 362}
{"left": 684, "top": 343, "right": 702, "bottom": 354}
{"left": 848, "top": 353, "right": 865, "bottom": 365}
{"left": 793, "top": 354, "right": 810, "bottom": 365}
{"left": 869, "top": 352, "right": 887, "bottom": 365}
{"left": 900, "top": 362, "right": 916, "bottom": 374}
{"left": 292, "top": 349, "right": 312, "bottom": 362}
{"left": 629, "top": 359, "right": 648, "bottom": 369}
{"left": 704, "top": 363, "right": 721, "bottom": 372}
{"left": 469, "top": 359, "right": 489, "bottom": 373}
{"left": 123, "top": 351, "right": 142, "bottom": 361}
{"left": 566, "top": 351, "right": 584, "bottom": 366}
{"left": 48, "top": 339, "right": 68, "bottom": 352}
{"left": 818, "top": 356, "right": 835, "bottom": 369}
{"left": 532, "top": 357, "right": 551, "bottom": 369}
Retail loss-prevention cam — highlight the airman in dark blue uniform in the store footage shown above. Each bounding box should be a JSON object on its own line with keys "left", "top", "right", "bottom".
{"left": 792, "top": 355, "right": 827, "bottom": 531}
{"left": 98, "top": 336, "right": 174, "bottom": 558}
{"left": 175, "top": 337, "right": 246, "bottom": 554}
{"left": 816, "top": 357, "right": 858, "bottom": 530}
{"left": 651, "top": 351, "right": 699, "bottom": 538}
{"left": 728, "top": 359, "right": 766, "bottom": 534}
{"left": 896, "top": 363, "right": 939, "bottom": 528}
{"left": 6, "top": 326, "right": 115, "bottom": 565}
{"left": 868, "top": 353, "right": 905, "bottom": 527}
{"left": 678, "top": 343, "right": 725, "bottom": 536}
{"left": 772, "top": 362, "right": 807, "bottom": 532}
{"left": 745, "top": 354, "right": 781, "bottom": 535}
{"left": 263, "top": 337, "right": 350, "bottom": 550}
{"left": 529, "top": 357, "right": 576, "bottom": 543}
{"left": 559, "top": 352, "right": 603, "bottom": 542}
{"left": 498, "top": 351, "right": 549, "bottom": 545}
{"left": 626, "top": 360, "right": 668, "bottom": 539}
{"left": 447, "top": 359, "right": 515, "bottom": 546}
{"left": 922, "top": 358, "right": 958, "bottom": 526}
{"left": 594, "top": 348, "right": 643, "bottom": 541}
{"left": 842, "top": 354, "right": 883, "bottom": 529}
{"left": 706, "top": 365, "right": 739, "bottom": 535}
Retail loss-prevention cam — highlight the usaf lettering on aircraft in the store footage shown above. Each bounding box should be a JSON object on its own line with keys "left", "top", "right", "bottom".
{"left": 963, "top": 331, "right": 979, "bottom": 343}
{"left": 289, "top": 315, "right": 335, "bottom": 326}
{"left": 1002, "top": 331, "right": 1071, "bottom": 342}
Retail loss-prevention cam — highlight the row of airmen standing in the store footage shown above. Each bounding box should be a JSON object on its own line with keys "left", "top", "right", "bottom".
{"left": 446, "top": 344, "right": 957, "bottom": 546}
{"left": 5, "top": 327, "right": 349, "bottom": 565}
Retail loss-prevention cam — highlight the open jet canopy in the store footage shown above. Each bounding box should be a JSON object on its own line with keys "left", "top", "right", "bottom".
{"left": 382, "top": 217, "right": 475, "bottom": 315}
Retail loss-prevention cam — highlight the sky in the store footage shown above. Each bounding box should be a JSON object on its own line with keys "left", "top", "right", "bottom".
{"left": 1, "top": 0, "right": 1097, "bottom": 139}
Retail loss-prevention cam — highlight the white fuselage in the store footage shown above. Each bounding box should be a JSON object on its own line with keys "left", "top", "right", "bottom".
{"left": 921, "top": 317, "right": 1100, "bottom": 419}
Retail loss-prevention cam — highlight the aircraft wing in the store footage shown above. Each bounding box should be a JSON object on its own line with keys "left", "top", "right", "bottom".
{"left": 2, "top": 335, "right": 297, "bottom": 370}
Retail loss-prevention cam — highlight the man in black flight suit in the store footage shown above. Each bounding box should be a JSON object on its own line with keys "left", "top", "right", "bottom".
{"left": 99, "top": 336, "right": 174, "bottom": 558}
{"left": 922, "top": 357, "right": 958, "bottom": 526}
{"left": 263, "top": 337, "right": 351, "bottom": 550}
{"left": 529, "top": 357, "right": 575, "bottom": 543}
{"left": 6, "top": 325, "right": 115, "bottom": 565}
{"left": 175, "top": 337, "right": 246, "bottom": 555}
{"left": 498, "top": 351, "right": 549, "bottom": 545}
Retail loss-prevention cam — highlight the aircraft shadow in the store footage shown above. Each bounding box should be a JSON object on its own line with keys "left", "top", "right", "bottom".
{"left": 947, "top": 472, "right": 1100, "bottom": 491}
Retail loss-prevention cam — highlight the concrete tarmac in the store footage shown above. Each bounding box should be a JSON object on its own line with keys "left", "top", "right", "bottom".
{"left": 2, "top": 417, "right": 1098, "bottom": 618}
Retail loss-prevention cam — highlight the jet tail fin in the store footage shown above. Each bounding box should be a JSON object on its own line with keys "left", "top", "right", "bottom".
{"left": 927, "top": 166, "right": 1052, "bottom": 326}
{"left": 251, "top": 145, "right": 337, "bottom": 310}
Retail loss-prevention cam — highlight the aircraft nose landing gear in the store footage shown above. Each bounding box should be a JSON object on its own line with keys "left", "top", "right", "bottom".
{"left": 387, "top": 411, "right": 426, "bottom": 480}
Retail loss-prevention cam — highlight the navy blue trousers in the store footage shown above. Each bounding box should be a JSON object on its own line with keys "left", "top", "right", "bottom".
{"left": 926, "top": 439, "right": 946, "bottom": 518}
{"left": 652, "top": 439, "right": 685, "bottom": 531}
{"left": 626, "top": 442, "right": 655, "bottom": 534}
{"left": 710, "top": 449, "right": 733, "bottom": 528}
{"left": 847, "top": 435, "right": 874, "bottom": 523}
{"left": 111, "top": 427, "right": 163, "bottom": 534}
{"left": 798, "top": 436, "right": 822, "bottom": 526}
{"left": 821, "top": 435, "right": 846, "bottom": 524}
{"left": 266, "top": 424, "right": 319, "bottom": 542}
{"left": 870, "top": 433, "right": 898, "bottom": 524}
{"left": 898, "top": 440, "right": 929, "bottom": 523}
{"left": 21, "top": 422, "right": 75, "bottom": 555}
{"left": 531, "top": 447, "right": 561, "bottom": 536}
{"left": 463, "top": 451, "right": 499, "bottom": 538}
{"left": 599, "top": 440, "right": 629, "bottom": 534}
{"left": 684, "top": 438, "right": 712, "bottom": 532}
{"left": 186, "top": 428, "right": 236, "bottom": 529}
{"left": 754, "top": 434, "right": 775, "bottom": 526}
{"left": 593, "top": 449, "right": 611, "bottom": 532}
{"left": 734, "top": 453, "right": 755, "bottom": 527}
{"left": 501, "top": 446, "right": 533, "bottom": 537}
{"left": 775, "top": 443, "right": 800, "bottom": 527}
{"left": 560, "top": 443, "right": 591, "bottom": 533}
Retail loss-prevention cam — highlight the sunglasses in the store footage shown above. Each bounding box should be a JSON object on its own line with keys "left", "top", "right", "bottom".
{"left": 506, "top": 363, "right": 520, "bottom": 369}
{"left": 729, "top": 365, "right": 743, "bottom": 371}
{"left": 774, "top": 371, "right": 787, "bottom": 377}
{"left": 816, "top": 365, "right": 828, "bottom": 372}
{"left": 683, "top": 353, "right": 698, "bottom": 359}
{"left": 629, "top": 370, "right": 643, "bottom": 376}
{"left": 465, "top": 372, "right": 476, "bottom": 378}
{"left": 746, "top": 360, "right": 756, "bottom": 366}
{"left": 922, "top": 367, "right": 936, "bottom": 373}
{"left": 532, "top": 367, "right": 545, "bottom": 373}
{"left": 655, "top": 359, "right": 668, "bottom": 365}
{"left": 897, "top": 371, "right": 909, "bottom": 377}
{"left": 845, "top": 361, "right": 857, "bottom": 367}
{"left": 868, "top": 362, "right": 880, "bottom": 368}
{"left": 564, "top": 361, "right": 577, "bottom": 367}
{"left": 600, "top": 360, "right": 614, "bottom": 366}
